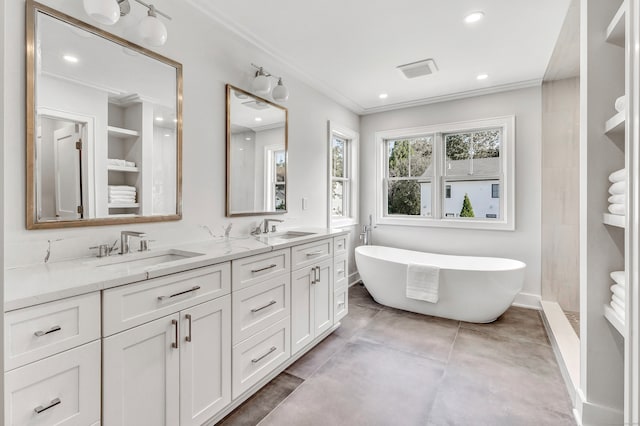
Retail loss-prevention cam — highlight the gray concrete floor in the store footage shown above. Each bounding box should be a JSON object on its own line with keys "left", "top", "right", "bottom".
{"left": 218, "top": 284, "right": 575, "bottom": 426}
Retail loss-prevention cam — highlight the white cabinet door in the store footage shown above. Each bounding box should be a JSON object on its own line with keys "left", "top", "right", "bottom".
{"left": 291, "top": 267, "right": 314, "bottom": 355}
{"left": 314, "top": 259, "right": 334, "bottom": 336}
{"left": 103, "top": 314, "right": 180, "bottom": 426}
{"left": 180, "top": 296, "right": 231, "bottom": 426}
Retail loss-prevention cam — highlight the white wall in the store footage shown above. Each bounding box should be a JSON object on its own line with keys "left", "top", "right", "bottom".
{"left": 360, "top": 87, "right": 542, "bottom": 304}
{"left": 3, "top": 0, "right": 359, "bottom": 267}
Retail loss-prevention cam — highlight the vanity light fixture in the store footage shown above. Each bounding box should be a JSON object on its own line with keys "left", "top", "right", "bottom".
{"left": 464, "top": 11, "right": 485, "bottom": 24}
{"left": 250, "top": 64, "right": 289, "bottom": 102}
{"left": 83, "top": 0, "right": 172, "bottom": 46}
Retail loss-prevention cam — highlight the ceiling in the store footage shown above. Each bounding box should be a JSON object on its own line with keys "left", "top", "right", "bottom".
{"left": 189, "top": 0, "right": 572, "bottom": 115}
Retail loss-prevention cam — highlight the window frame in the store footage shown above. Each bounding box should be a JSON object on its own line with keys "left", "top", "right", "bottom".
{"left": 328, "top": 122, "right": 359, "bottom": 228}
{"left": 375, "top": 116, "right": 515, "bottom": 231}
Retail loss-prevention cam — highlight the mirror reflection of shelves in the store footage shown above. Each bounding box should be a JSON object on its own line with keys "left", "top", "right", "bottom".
{"left": 107, "top": 102, "right": 143, "bottom": 216}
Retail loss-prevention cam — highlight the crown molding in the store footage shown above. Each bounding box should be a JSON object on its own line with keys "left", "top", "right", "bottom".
{"left": 360, "top": 79, "right": 543, "bottom": 115}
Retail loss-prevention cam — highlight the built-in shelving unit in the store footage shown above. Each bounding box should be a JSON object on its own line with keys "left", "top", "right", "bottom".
{"left": 107, "top": 165, "right": 139, "bottom": 173}
{"left": 603, "top": 213, "right": 626, "bottom": 228}
{"left": 107, "top": 125, "right": 139, "bottom": 138}
{"left": 605, "top": 111, "right": 626, "bottom": 137}
{"left": 604, "top": 304, "right": 625, "bottom": 336}
{"left": 108, "top": 202, "right": 140, "bottom": 209}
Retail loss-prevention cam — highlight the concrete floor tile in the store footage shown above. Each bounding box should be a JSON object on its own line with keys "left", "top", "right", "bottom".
{"left": 333, "top": 303, "right": 381, "bottom": 340}
{"left": 460, "top": 306, "right": 550, "bottom": 346}
{"left": 259, "top": 342, "right": 445, "bottom": 426}
{"left": 355, "top": 308, "right": 459, "bottom": 362}
{"left": 348, "top": 284, "right": 385, "bottom": 310}
{"left": 285, "top": 333, "right": 347, "bottom": 379}
{"left": 217, "top": 372, "right": 303, "bottom": 426}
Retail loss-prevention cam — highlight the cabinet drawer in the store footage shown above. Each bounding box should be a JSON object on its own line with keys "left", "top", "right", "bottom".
{"left": 291, "top": 238, "right": 333, "bottom": 270}
{"left": 103, "top": 263, "right": 230, "bottom": 336}
{"left": 334, "top": 288, "right": 349, "bottom": 323}
{"left": 232, "top": 249, "right": 290, "bottom": 291}
{"left": 232, "top": 317, "right": 290, "bottom": 399}
{"left": 334, "top": 254, "right": 348, "bottom": 291}
{"left": 233, "top": 274, "right": 290, "bottom": 344}
{"left": 5, "top": 293, "right": 100, "bottom": 371}
{"left": 4, "top": 340, "right": 101, "bottom": 426}
{"left": 334, "top": 235, "right": 348, "bottom": 255}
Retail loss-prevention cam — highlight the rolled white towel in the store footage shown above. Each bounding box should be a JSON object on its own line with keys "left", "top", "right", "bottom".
{"left": 608, "top": 194, "right": 625, "bottom": 204}
{"left": 107, "top": 158, "right": 125, "bottom": 166}
{"left": 612, "top": 298, "right": 625, "bottom": 313}
{"left": 608, "top": 203, "right": 625, "bottom": 215}
{"left": 612, "top": 294, "right": 625, "bottom": 308}
{"left": 610, "top": 302, "right": 625, "bottom": 321}
{"left": 125, "top": 161, "right": 136, "bottom": 167}
{"left": 609, "top": 181, "right": 626, "bottom": 195}
{"left": 109, "top": 189, "right": 137, "bottom": 195}
{"left": 611, "top": 271, "right": 626, "bottom": 287}
{"left": 109, "top": 195, "right": 136, "bottom": 201}
{"left": 608, "top": 168, "right": 626, "bottom": 183}
{"left": 615, "top": 95, "right": 626, "bottom": 113}
{"left": 611, "top": 284, "right": 625, "bottom": 300}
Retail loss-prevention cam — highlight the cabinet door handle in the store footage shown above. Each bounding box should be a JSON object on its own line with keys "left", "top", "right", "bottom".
{"left": 315, "top": 266, "right": 321, "bottom": 283}
{"left": 306, "top": 250, "right": 324, "bottom": 257}
{"left": 311, "top": 267, "right": 316, "bottom": 285}
{"left": 337, "top": 269, "right": 344, "bottom": 275}
{"left": 158, "top": 286, "right": 201, "bottom": 301}
{"left": 251, "top": 346, "right": 277, "bottom": 364}
{"left": 251, "top": 300, "right": 277, "bottom": 313}
{"left": 171, "top": 319, "right": 179, "bottom": 349}
{"left": 251, "top": 263, "right": 277, "bottom": 273}
{"left": 34, "top": 325, "right": 61, "bottom": 337}
{"left": 34, "top": 398, "right": 61, "bottom": 414}
{"left": 185, "top": 314, "right": 192, "bottom": 342}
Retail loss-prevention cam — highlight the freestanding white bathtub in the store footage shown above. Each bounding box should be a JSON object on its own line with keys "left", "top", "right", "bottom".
{"left": 355, "top": 245, "right": 526, "bottom": 323}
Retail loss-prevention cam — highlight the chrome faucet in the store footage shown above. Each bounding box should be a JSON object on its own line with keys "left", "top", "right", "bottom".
{"left": 360, "top": 214, "right": 375, "bottom": 245}
{"left": 263, "top": 218, "right": 284, "bottom": 233}
{"left": 120, "top": 231, "right": 147, "bottom": 254}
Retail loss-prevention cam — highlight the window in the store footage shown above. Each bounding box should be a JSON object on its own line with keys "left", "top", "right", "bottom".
{"left": 375, "top": 116, "right": 514, "bottom": 230}
{"left": 274, "top": 150, "right": 286, "bottom": 210}
{"left": 329, "top": 122, "right": 359, "bottom": 228}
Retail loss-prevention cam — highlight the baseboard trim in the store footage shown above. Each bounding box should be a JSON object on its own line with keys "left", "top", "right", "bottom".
{"left": 512, "top": 292, "right": 542, "bottom": 309}
{"left": 574, "top": 389, "right": 624, "bottom": 426}
{"left": 348, "top": 271, "right": 360, "bottom": 287}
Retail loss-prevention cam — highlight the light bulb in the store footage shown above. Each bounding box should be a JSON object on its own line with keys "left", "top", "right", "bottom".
{"left": 139, "top": 7, "right": 167, "bottom": 46}
{"left": 83, "top": 0, "right": 120, "bottom": 26}
{"left": 272, "top": 78, "right": 289, "bottom": 102}
{"left": 252, "top": 69, "right": 272, "bottom": 94}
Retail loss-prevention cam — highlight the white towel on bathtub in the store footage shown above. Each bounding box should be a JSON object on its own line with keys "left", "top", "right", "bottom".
{"left": 406, "top": 263, "right": 440, "bottom": 303}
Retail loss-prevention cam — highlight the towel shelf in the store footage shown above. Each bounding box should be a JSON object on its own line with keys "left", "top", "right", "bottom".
{"left": 605, "top": 111, "right": 625, "bottom": 138}
{"left": 107, "top": 166, "right": 139, "bottom": 173}
{"left": 605, "top": 1, "right": 625, "bottom": 47}
{"left": 604, "top": 304, "right": 625, "bottom": 337}
{"left": 107, "top": 126, "right": 139, "bottom": 138}
{"left": 108, "top": 203, "right": 139, "bottom": 209}
{"left": 603, "top": 213, "right": 625, "bottom": 228}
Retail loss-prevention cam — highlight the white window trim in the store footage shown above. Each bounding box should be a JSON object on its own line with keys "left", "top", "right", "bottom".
{"left": 375, "top": 115, "right": 515, "bottom": 231}
{"left": 328, "top": 121, "right": 359, "bottom": 228}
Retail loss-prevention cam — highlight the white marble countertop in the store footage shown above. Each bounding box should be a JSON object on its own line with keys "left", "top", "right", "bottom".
{"left": 4, "top": 228, "right": 349, "bottom": 312}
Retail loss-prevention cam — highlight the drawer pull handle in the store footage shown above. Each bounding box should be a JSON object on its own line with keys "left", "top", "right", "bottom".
{"left": 172, "top": 319, "right": 179, "bottom": 349}
{"left": 34, "top": 325, "right": 61, "bottom": 337}
{"left": 251, "top": 300, "right": 277, "bottom": 313}
{"left": 185, "top": 314, "right": 192, "bottom": 342}
{"left": 338, "top": 302, "right": 346, "bottom": 307}
{"left": 306, "top": 251, "right": 324, "bottom": 257}
{"left": 251, "top": 263, "right": 277, "bottom": 273}
{"left": 158, "top": 286, "right": 201, "bottom": 301}
{"left": 337, "top": 269, "right": 344, "bottom": 274}
{"left": 252, "top": 346, "right": 277, "bottom": 364}
{"left": 34, "top": 398, "right": 61, "bottom": 414}
{"left": 316, "top": 266, "right": 321, "bottom": 283}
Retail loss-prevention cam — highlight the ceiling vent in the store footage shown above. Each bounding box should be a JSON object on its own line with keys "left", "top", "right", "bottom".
{"left": 397, "top": 58, "right": 438, "bottom": 79}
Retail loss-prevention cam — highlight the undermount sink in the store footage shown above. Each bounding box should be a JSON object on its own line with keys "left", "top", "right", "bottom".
{"left": 269, "top": 231, "right": 316, "bottom": 240}
{"left": 92, "top": 249, "right": 204, "bottom": 271}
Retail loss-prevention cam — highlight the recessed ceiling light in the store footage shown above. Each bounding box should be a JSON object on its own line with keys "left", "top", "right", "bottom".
{"left": 255, "top": 117, "right": 262, "bottom": 122}
{"left": 155, "top": 117, "right": 164, "bottom": 122}
{"left": 464, "top": 11, "right": 485, "bottom": 24}
{"left": 245, "top": 137, "right": 251, "bottom": 141}
{"left": 476, "top": 73, "right": 489, "bottom": 80}
{"left": 164, "top": 133, "right": 170, "bottom": 137}
{"left": 379, "top": 93, "right": 388, "bottom": 99}
{"left": 63, "top": 55, "right": 79, "bottom": 63}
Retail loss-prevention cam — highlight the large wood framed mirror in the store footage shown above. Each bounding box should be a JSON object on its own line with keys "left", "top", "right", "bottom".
{"left": 226, "top": 85, "right": 288, "bottom": 217}
{"left": 26, "top": 0, "right": 182, "bottom": 229}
